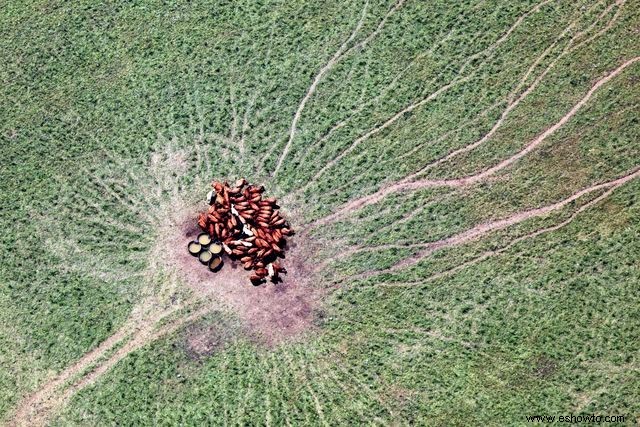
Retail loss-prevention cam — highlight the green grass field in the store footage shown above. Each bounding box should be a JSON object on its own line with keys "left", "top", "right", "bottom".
{"left": 1, "top": 0, "right": 639, "bottom": 424}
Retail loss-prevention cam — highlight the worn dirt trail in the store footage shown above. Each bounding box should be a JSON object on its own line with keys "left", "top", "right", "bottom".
{"left": 305, "top": 56, "right": 640, "bottom": 230}
{"left": 301, "top": 0, "right": 625, "bottom": 202}
{"left": 302, "top": 0, "right": 554, "bottom": 185}
{"left": 350, "top": 167, "right": 640, "bottom": 279}
{"left": 402, "top": 0, "right": 625, "bottom": 183}
{"left": 273, "top": 0, "right": 407, "bottom": 177}
{"left": 45, "top": 305, "right": 214, "bottom": 425}
{"left": 10, "top": 220, "right": 321, "bottom": 426}
{"left": 372, "top": 171, "right": 633, "bottom": 290}
{"left": 272, "top": 1, "right": 368, "bottom": 177}
{"left": 8, "top": 296, "right": 200, "bottom": 427}
{"left": 8, "top": 327, "right": 130, "bottom": 426}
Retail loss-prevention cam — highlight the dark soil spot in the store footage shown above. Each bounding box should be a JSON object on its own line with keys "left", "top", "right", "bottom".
{"left": 182, "top": 318, "right": 236, "bottom": 360}
{"left": 533, "top": 356, "right": 558, "bottom": 378}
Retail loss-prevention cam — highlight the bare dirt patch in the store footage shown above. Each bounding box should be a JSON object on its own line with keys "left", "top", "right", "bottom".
{"left": 164, "top": 208, "right": 325, "bottom": 346}
{"left": 182, "top": 321, "right": 236, "bottom": 360}
{"left": 533, "top": 356, "right": 558, "bottom": 379}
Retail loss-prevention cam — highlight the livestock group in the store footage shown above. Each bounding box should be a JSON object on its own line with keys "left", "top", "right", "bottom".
{"left": 187, "top": 179, "right": 294, "bottom": 285}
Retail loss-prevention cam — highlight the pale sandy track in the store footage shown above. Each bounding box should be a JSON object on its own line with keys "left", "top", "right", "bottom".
{"left": 273, "top": 0, "right": 409, "bottom": 177}
{"left": 305, "top": 56, "right": 640, "bottom": 230}
{"left": 9, "top": 297, "right": 202, "bottom": 427}
{"left": 51, "top": 306, "right": 213, "bottom": 420}
{"left": 402, "top": 0, "right": 624, "bottom": 182}
{"left": 289, "top": 44, "right": 424, "bottom": 178}
{"left": 347, "top": 0, "right": 407, "bottom": 54}
{"left": 348, "top": 167, "right": 640, "bottom": 280}
{"left": 368, "top": 175, "right": 630, "bottom": 290}
{"left": 301, "top": 0, "right": 553, "bottom": 185}
{"left": 297, "top": 0, "right": 624, "bottom": 210}
{"left": 272, "top": 0, "right": 372, "bottom": 177}
{"left": 307, "top": 99, "right": 502, "bottom": 203}
{"left": 307, "top": 76, "right": 465, "bottom": 183}
{"left": 8, "top": 326, "right": 131, "bottom": 426}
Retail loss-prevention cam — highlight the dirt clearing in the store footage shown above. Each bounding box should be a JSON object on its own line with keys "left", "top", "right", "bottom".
{"left": 166, "top": 210, "right": 323, "bottom": 346}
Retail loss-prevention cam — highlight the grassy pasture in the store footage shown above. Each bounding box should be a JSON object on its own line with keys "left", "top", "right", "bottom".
{"left": 1, "top": 0, "right": 638, "bottom": 424}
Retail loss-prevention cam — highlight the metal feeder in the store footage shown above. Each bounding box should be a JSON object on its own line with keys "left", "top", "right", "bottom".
{"left": 197, "top": 233, "right": 212, "bottom": 246}
{"left": 208, "top": 256, "right": 223, "bottom": 272}
{"left": 198, "top": 250, "right": 213, "bottom": 264}
{"left": 188, "top": 241, "right": 202, "bottom": 256}
{"left": 209, "top": 242, "right": 223, "bottom": 255}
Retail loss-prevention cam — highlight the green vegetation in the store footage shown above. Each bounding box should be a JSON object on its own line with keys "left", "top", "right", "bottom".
{"left": 1, "top": 0, "right": 638, "bottom": 424}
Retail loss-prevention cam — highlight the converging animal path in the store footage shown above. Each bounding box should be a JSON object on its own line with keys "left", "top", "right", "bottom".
{"left": 305, "top": 55, "right": 639, "bottom": 230}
